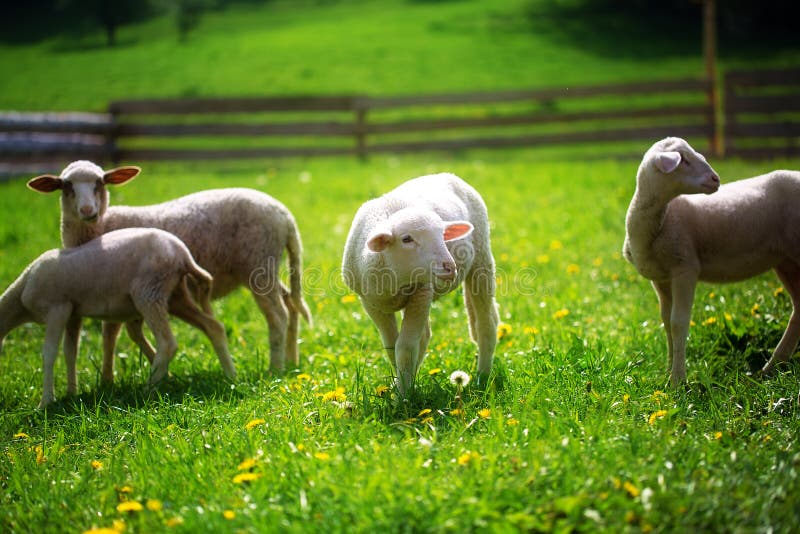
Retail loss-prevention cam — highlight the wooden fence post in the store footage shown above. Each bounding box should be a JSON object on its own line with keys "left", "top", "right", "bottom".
{"left": 703, "top": 0, "right": 722, "bottom": 156}
{"left": 354, "top": 97, "right": 368, "bottom": 160}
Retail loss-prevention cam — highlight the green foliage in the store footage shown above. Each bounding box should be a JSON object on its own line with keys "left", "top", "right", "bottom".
{"left": 1, "top": 152, "right": 799, "bottom": 532}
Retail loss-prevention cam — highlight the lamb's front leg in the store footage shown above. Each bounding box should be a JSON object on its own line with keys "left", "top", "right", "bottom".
{"left": 395, "top": 288, "right": 433, "bottom": 397}
{"left": 364, "top": 304, "right": 399, "bottom": 370}
{"left": 63, "top": 315, "right": 82, "bottom": 396}
{"left": 669, "top": 275, "right": 697, "bottom": 385}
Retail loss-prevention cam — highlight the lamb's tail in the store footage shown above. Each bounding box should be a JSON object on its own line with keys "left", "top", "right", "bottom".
{"left": 185, "top": 260, "right": 214, "bottom": 315}
{"left": 286, "top": 220, "right": 312, "bottom": 326}
{"left": 0, "top": 264, "right": 33, "bottom": 348}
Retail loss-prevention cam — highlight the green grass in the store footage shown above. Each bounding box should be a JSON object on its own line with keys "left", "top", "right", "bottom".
{"left": 1, "top": 151, "right": 799, "bottom": 533}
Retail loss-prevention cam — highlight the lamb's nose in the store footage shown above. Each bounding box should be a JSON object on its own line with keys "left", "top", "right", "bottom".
{"left": 80, "top": 205, "right": 95, "bottom": 217}
{"left": 710, "top": 173, "right": 720, "bottom": 184}
{"left": 437, "top": 262, "right": 456, "bottom": 281}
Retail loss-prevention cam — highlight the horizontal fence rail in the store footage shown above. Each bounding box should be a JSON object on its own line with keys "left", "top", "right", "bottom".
{"left": 724, "top": 67, "right": 800, "bottom": 159}
{"left": 2, "top": 69, "right": 796, "bottom": 176}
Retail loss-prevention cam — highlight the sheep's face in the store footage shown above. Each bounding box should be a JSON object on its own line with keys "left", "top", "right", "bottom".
{"left": 366, "top": 208, "right": 473, "bottom": 287}
{"left": 644, "top": 137, "right": 720, "bottom": 196}
{"left": 27, "top": 160, "right": 141, "bottom": 223}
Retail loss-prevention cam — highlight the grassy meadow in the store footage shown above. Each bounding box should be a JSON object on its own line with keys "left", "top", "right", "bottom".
{"left": 2, "top": 1, "right": 800, "bottom": 533}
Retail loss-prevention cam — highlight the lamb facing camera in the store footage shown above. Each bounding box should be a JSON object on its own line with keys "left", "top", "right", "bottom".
{"left": 342, "top": 173, "right": 499, "bottom": 397}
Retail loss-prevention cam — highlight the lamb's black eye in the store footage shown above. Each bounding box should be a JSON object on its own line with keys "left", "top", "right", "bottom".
{"left": 62, "top": 181, "right": 74, "bottom": 196}
{"left": 401, "top": 235, "right": 413, "bottom": 244}
{"left": 680, "top": 156, "right": 690, "bottom": 166}
{"left": 94, "top": 179, "right": 104, "bottom": 194}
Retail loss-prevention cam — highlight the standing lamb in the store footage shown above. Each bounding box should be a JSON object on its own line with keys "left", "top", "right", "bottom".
{"left": 624, "top": 136, "right": 800, "bottom": 384}
{"left": 0, "top": 228, "right": 235, "bottom": 408}
{"left": 27, "top": 161, "right": 312, "bottom": 381}
{"left": 342, "top": 173, "right": 499, "bottom": 397}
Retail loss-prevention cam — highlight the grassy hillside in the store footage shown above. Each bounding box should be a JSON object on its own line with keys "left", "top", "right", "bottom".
{"left": 2, "top": 0, "right": 798, "bottom": 111}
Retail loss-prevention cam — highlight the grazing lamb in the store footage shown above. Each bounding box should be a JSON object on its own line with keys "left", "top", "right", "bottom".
{"left": 342, "top": 173, "right": 499, "bottom": 397}
{"left": 27, "top": 161, "right": 312, "bottom": 381}
{"left": 624, "top": 136, "right": 800, "bottom": 384}
{"left": 0, "top": 228, "right": 235, "bottom": 408}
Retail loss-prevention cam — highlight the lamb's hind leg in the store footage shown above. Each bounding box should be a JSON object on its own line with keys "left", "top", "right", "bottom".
{"left": 464, "top": 264, "right": 499, "bottom": 383}
{"left": 170, "top": 286, "right": 236, "bottom": 380}
{"left": 252, "top": 288, "right": 289, "bottom": 373}
{"left": 136, "top": 303, "right": 178, "bottom": 387}
{"left": 763, "top": 261, "right": 800, "bottom": 374}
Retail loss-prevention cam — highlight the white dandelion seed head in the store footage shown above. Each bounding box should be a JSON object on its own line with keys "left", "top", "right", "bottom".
{"left": 449, "top": 370, "right": 471, "bottom": 387}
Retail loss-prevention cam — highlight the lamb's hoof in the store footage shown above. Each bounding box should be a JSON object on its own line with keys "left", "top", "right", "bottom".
{"left": 37, "top": 395, "right": 57, "bottom": 410}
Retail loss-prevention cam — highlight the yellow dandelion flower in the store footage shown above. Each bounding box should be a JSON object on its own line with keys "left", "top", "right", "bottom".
{"left": 427, "top": 368, "right": 442, "bottom": 376}
{"left": 456, "top": 451, "right": 481, "bottom": 466}
{"left": 648, "top": 409, "right": 668, "bottom": 425}
{"left": 165, "top": 517, "right": 184, "bottom": 527}
{"left": 774, "top": 287, "right": 784, "bottom": 297}
{"left": 703, "top": 317, "right": 717, "bottom": 326}
{"left": 549, "top": 240, "right": 563, "bottom": 250}
{"left": 751, "top": 303, "right": 760, "bottom": 315}
{"left": 724, "top": 313, "right": 733, "bottom": 321}
{"left": 245, "top": 418, "right": 266, "bottom": 430}
{"left": 13, "top": 432, "right": 29, "bottom": 440}
{"left": 714, "top": 431, "right": 723, "bottom": 440}
{"left": 340, "top": 294, "right": 358, "bottom": 304}
{"left": 91, "top": 460, "right": 103, "bottom": 470}
{"left": 708, "top": 292, "right": 716, "bottom": 299}
{"left": 296, "top": 373, "right": 312, "bottom": 381}
{"left": 566, "top": 263, "right": 580, "bottom": 274}
{"left": 314, "top": 452, "right": 331, "bottom": 461}
{"left": 763, "top": 435, "right": 772, "bottom": 443}
{"left": 322, "top": 387, "right": 346, "bottom": 402}
{"left": 418, "top": 408, "right": 432, "bottom": 417}
{"left": 223, "top": 510, "right": 236, "bottom": 520}
{"left": 623, "top": 481, "right": 640, "bottom": 498}
{"left": 146, "top": 499, "right": 163, "bottom": 512}
{"left": 117, "top": 485, "right": 133, "bottom": 494}
{"left": 117, "top": 501, "right": 144, "bottom": 513}
{"left": 625, "top": 510, "right": 637, "bottom": 524}
{"left": 623, "top": 393, "right": 630, "bottom": 404}
{"left": 553, "top": 308, "right": 570, "bottom": 320}
{"left": 375, "top": 385, "right": 390, "bottom": 397}
{"left": 592, "top": 257, "right": 603, "bottom": 267}
{"left": 506, "top": 418, "right": 519, "bottom": 426}
{"left": 477, "top": 408, "right": 491, "bottom": 419}
{"left": 450, "top": 408, "right": 464, "bottom": 416}
{"left": 34, "top": 445, "right": 46, "bottom": 465}
{"left": 238, "top": 458, "right": 258, "bottom": 471}
{"left": 497, "top": 322, "right": 512, "bottom": 340}
{"left": 232, "top": 472, "right": 263, "bottom": 484}
{"left": 536, "top": 254, "right": 550, "bottom": 264}
{"left": 82, "top": 528, "right": 120, "bottom": 534}
{"left": 112, "top": 520, "right": 125, "bottom": 532}
{"left": 523, "top": 326, "right": 539, "bottom": 336}
{"left": 421, "top": 416, "right": 434, "bottom": 424}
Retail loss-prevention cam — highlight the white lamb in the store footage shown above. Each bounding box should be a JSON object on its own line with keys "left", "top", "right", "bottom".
{"left": 342, "top": 173, "right": 499, "bottom": 397}
{"left": 624, "top": 136, "right": 800, "bottom": 384}
{"left": 28, "top": 161, "right": 311, "bottom": 381}
{"left": 0, "top": 228, "right": 235, "bottom": 408}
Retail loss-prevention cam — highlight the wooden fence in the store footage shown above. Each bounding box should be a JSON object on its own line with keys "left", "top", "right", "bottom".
{"left": 4, "top": 68, "right": 798, "bottom": 175}
{"left": 724, "top": 67, "right": 800, "bottom": 159}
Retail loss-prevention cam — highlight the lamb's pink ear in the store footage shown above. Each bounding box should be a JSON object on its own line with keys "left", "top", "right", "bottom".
{"left": 103, "top": 166, "right": 141, "bottom": 185}
{"left": 366, "top": 226, "right": 393, "bottom": 252}
{"left": 655, "top": 151, "right": 681, "bottom": 174}
{"left": 27, "top": 175, "right": 62, "bottom": 193}
{"left": 443, "top": 221, "right": 474, "bottom": 242}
